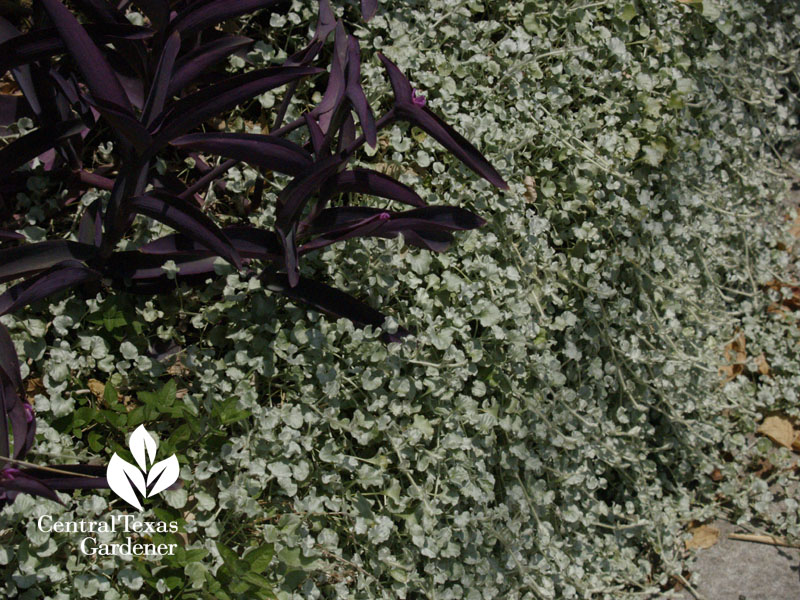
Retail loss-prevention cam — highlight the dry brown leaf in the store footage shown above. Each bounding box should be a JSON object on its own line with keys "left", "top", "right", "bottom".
{"left": 0, "top": 81, "right": 19, "bottom": 95}
{"left": 754, "top": 353, "right": 771, "bottom": 376}
{"left": 757, "top": 415, "right": 796, "bottom": 449}
{"left": 24, "top": 378, "right": 44, "bottom": 397}
{"left": 167, "top": 358, "right": 189, "bottom": 377}
{"left": 789, "top": 214, "right": 800, "bottom": 240}
{"left": 88, "top": 379, "right": 105, "bottom": 402}
{"left": 524, "top": 176, "right": 537, "bottom": 203}
{"left": 686, "top": 524, "right": 720, "bottom": 550}
{"left": 121, "top": 394, "right": 136, "bottom": 412}
{"left": 763, "top": 280, "right": 800, "bottom": 313}
{"left": 719, "top": 331, "right": 746, "bottom": 382}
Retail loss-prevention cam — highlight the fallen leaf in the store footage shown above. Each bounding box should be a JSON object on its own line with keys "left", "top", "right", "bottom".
{"left": 754, "top": 353, "right": 771, "bottom": 376}
{"left": 789, "top": 213, "right": 800, "bottom": 240}
{"left": 524, "top": 176, "right": 537, "bottom": 203}
{"left": 121, "top": 394, "right": 136, "bottom": 412}
{"left": 167, "top": 358, "right": 188, "bottom": 377}
{"left": 757, "top": 415, "right": 796, "bottom": 449}
{"left": 24, "top": 378, "right": 44, "bottom": 397}
{"left": 686, "top": 524, "right": 720, "bottom": 550}
{"left": 88, "top": 379, "right": 105, "bottom": 402}
{"left": 763, "top": 280, "right": 800, "bottom": 312}
{"left": 719, "top": 331, "right": 746, "bottom": 382}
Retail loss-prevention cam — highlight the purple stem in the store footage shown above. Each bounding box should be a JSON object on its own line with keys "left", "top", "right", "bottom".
{"left": 270, "top": 115, "right": 306, "bottom": 138}
{"left": 342, "top": 109, "right": 395, "bottom": 160}
{"left": 272, "top": 81, "right": 300, "bottom": 133}
{"left": 177, "top": 158, "right": 237, "bottom": 201}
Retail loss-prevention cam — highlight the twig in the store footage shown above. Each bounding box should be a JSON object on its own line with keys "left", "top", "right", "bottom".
{"left": 728, "top": 533, "right": 800, "bottom": 548}
{"left": 673, "top": 573, "right": 705, "bottom": 600}
{"left": 0, "top": 456, "right": 103, "bottom": 478}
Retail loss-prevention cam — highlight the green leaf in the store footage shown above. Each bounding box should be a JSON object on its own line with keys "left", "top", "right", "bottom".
{"left": 163, "top": 575, "right": 183, "bottom": 590}
{"left": 216, "top": 542, "right": 249, "bottom": 576}
{"left": 276, "top": 547, "right": 320, "bottom": 569}
{"left": 216, "top": 542, "right": 240, "bottom": 568}
{"left": 72, "top": 406, "right": 104, "bottom": 431}
{"left": 126, "top": 404, "right": 159, "bottom": 427}
{"left": 620, "top": 3, "right": 637, "bottom": 22}
{"left": 103, "top": 381, "right": 121, "bottom": 406}
{"left": 282, "top": 569, "right": 306, "bottom": 590}
{"left": 88, "top": 430, "right": 104, "bottom": 452}
{"left": 100, "top": 409, "right": 127, "bottom": 428}
{"left": 244, "top": 544, "right": 274, "bottom": 573}
{"left": 241, "top": 571, "right": 273, "bottom": 589}
{"left": 185, "top": 548, "right": 209, "bottom": 563}
{"left": 215, "top": 398, "right": 251, "bottom": 425}
{"left": 203, "top": 573, "right": 230, "bottom": 599}
{"left": 139, "top": 379, "right": 177, "bottom": 407}
{"left": 523, "top": 4, "right": 543, "bottom": 35}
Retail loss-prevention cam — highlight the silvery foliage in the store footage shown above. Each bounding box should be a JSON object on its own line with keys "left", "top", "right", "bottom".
{"left": 2, "top": 0, "right": 800, "bottom": 598}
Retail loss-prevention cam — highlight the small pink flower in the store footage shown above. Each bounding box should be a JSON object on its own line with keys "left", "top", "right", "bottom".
{"left": 411, "top": 88, "right": 426, "bottom": 107}
{"left": 378, "top": 212, "right": 391, "bottom": 221}
{"left": 0, "top": 468, "right": 22, "bottom": 481}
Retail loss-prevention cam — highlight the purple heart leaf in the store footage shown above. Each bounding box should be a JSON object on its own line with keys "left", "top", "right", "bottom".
{"left": 142, "top": 31, "right": 182, "bottom": 126}
{"left": 38, "top": 0, "right": 135, "bottom": 114}
{"left": 168, "top": 36, "right": 253, "bottom": 96}
{"left": 171, "top": 132, "right": 312, "bottom": 176}
{"left": 360, "top": 0, "right": 378, "bottom": 21}
{"left": 0, "top": 260, "right": 101, "bottom": 317}
{"left": 0, "top": 24, "right": 154, "bottom": 74}
{"left": 377, "top": 53, "right": 508, "bottom": 190}
{"left": 345, "top": 37, "right": 376, "bottom": 148}
{"left": 333, "top": 168, "right": 426, "bottom": 208}
{"left": 128, "top": 193, "right": 242, "bottom": 269}
{"left": 0, "top": 119, "right": 86, "bottom": 176}
{"left": 0, "top": 240, "right": 99, "bottom": 284}
{"left": 149, "top": 66, "right": 322, "bottom": 154}
{"left": 170, "top": 0, "right": 285, "bottom": 35}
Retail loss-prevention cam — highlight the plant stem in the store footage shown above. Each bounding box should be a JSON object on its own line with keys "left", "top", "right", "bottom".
{"left": 178, "top": 158, "right": 237, "bottom": 201}
{"left": 0, "top": 456, "right": 104, "bottom": 478}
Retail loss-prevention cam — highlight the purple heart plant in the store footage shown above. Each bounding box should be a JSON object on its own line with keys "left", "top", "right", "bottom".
{"left": 0, "top": 0, "right": 506, "bottom": 505}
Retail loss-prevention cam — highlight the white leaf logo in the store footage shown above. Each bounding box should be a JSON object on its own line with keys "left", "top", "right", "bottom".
{"left": 106, "top": 425, "right": 180, "bottom": 510}
{"left": 147, "top": 455, "right": 180, "bottom": 497}
{"left": 130, "top": 425, "right": 157, "bottom": 471}
{"left": 107, "top": 454, "right": 147, "bottom": 510}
